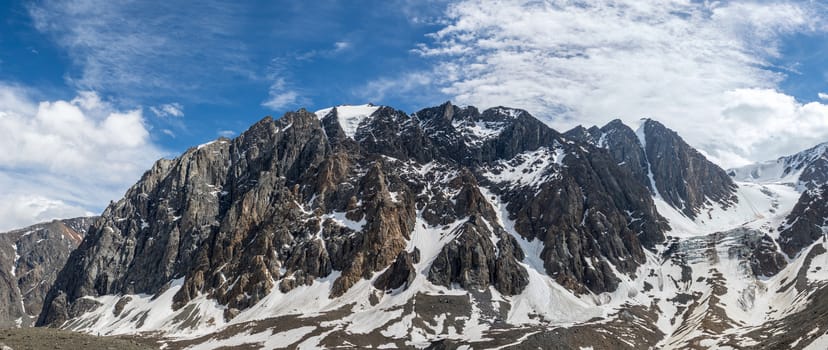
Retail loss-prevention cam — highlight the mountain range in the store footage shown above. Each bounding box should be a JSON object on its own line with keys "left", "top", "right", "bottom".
{"left": 3, "top": 102, "right": 828, "bottom": 349}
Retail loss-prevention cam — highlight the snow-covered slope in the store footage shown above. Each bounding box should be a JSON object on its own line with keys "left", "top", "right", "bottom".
{"left": 654, "top": 181, "right": 800, "bottom": 238}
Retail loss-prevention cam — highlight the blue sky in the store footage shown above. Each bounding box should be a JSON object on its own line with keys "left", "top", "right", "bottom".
{"left": 0, "top": 1, "right": 447, "bottom": 151}
{"left": 1, "top": 0, "right": 828, "bottom": 230}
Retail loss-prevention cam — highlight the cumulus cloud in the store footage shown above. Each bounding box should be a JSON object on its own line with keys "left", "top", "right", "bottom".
{"left": 398, "top": 0, "right": 828, "bottom": 167}
{"left": 819, "top": 92, "right": 828, "bottom": 101}
{"left": 0, "top": 194, "right": 93, "bottom": 232}
{"left": 0, "top": 87, "right": 164, "bottom": 230}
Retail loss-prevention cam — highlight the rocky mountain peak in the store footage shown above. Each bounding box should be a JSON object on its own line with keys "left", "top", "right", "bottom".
{"left": 314, "top": 104, "right": 380, "bottom": 140}
{"left": 37, "top": 102, "right": 671, "bottom": 343}
{"left": 640, "top": 118, "right": 737, "bottom": 217}
{"left": 566, "top": 118, "right": 737, "bottom": 218}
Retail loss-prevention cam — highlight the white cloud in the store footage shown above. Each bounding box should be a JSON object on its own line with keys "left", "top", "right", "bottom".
{"left": 296, "top": 40, "right": 355, "bottom": 61}
{"left": 402, "top": 0, "right": 828, "bottom": 167}
{"left": 819, "top": 92, "right": 828, "bottom": 101}
{"left": 0, "top": 194, "right": 93, "bottom": 232}
{"left": 150, "top": 103, "right": 184, "bottom": 118}
{"left": 0, "top": 87, "right": 164, "bottom": 231}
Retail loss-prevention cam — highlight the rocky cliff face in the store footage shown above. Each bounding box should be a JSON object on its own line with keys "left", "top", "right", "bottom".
{"left": 38, "top": 102, "right": 671, "bottom": 328}
{"left": 565, "top": 120, "right": 651, "bottom": 193}
{"left": 0, "top": 217, "right": 94, "bottom": 327}
{"left": 642, "top": 119, "right": 737, "bottom": 217}
{"left": 567, "top": 119, "right": 737, "bottom": 219}
{"left": 778, "top": 185, "right": 828, "bottom": 258}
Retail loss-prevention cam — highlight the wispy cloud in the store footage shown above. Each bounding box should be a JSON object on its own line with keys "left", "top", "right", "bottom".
{"left": 334, "top": 41, "right": 351, "bottom": 52}
{"left": 295, "top": 40, "right": 355, "bottom": 61}
{"left": 262, "top": 78, "right": 300, "bottom": 111}
{"left": 399, "top": 0, "right": 828, "bottom": 167}
{"left": 358, "top": 72, "right": 435, "bottom": 104}
{"left": 261, "top": 58, "right": 304, "bottom": 111}
{"left": 27, "top": 1, "right": 252, "bottom": 102}
{"left": 150, "top": 103, "right": 184, "bottom": 118}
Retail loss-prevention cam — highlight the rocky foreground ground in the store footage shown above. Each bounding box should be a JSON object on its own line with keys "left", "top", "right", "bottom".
{"left": 0, "top": 328, "right": 159, "bottom": 350}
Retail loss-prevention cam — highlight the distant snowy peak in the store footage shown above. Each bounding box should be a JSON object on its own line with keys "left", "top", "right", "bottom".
{"left": 314, "top": 104, "right": 380, "bottom": 139}
{"left": 729, "top": 142, "right": 828, "bottom": 189}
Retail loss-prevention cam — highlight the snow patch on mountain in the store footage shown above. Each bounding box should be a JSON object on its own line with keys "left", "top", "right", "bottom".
{"left": 490, "top": 107, "right": 525, "bottom": 118}
{"left": 63, "top": 278, "right": 227, "bottom": 338}
{"left": 654, "top": 182, "right": 799, "bottom": 238}
{"left": 186, "top": 326, "right": 317, "bottom": 350}
{"left": 635, "top": 119, "right": 661, "bottom": 198}
{"left": 481, "top": 145, "right": 566, "bottom": 189}
{"left": 314, "top": 104, "right": 380, "bottom": 138}
{"left": 453, "top": 120, "right": 507, "bottom": 144}
{"left": 321, "top": 211, "right": 367, "bottom": 233}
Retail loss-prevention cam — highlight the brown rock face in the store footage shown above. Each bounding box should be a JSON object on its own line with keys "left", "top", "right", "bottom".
{"left": 0, "top": 217, "right": 95, "bottom": 327}
{"left": 490, "top": 142, "right": 667, "bottom": 294}
{"left": 565, "top": 120, "right": 651, "bottom": 193}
